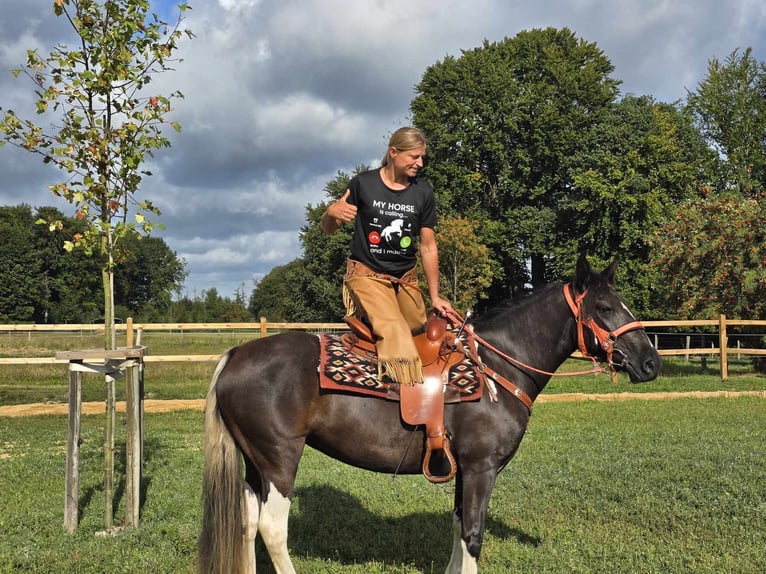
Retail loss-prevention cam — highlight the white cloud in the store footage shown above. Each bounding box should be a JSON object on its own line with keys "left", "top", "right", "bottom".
{"left": 218, "top": 0, "right": 262, "bottom": 11}
{"left": 1, "top": 0, "right": 766, "bottom": 298}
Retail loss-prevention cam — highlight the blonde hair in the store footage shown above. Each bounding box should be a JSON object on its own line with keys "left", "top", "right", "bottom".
{"left": 381, "top": 126, "right": 427, "bottom": 167}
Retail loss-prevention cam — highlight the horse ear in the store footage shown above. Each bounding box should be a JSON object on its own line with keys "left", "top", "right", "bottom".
{"left": 602, "top": 258, "right": 619, "bottom": 285}
{"left": 573, "top": 253, "right": 591, "bottom": 292}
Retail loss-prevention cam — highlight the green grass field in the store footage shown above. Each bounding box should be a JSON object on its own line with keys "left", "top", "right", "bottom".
{"left": 1, "top": 331, "right": 765, "bottom": 572}
{"left": 1, "top": 397, "right": 764, "bottom": 573}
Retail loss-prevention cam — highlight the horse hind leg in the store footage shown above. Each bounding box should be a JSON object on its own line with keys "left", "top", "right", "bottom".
{"left": 257, "top": 482, "right": 295, "bottom": 574}
{"left": 243, "top": 483, "right": 260, "bottom": 573}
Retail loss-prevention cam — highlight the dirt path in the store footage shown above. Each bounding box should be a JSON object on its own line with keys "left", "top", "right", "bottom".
{"left": 1, "top": 390, "right": 764, "bottom": 418}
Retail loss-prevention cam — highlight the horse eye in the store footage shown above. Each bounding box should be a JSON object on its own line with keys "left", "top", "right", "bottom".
{"left": 596, "top": 304, "right": 612, "bottom": 314}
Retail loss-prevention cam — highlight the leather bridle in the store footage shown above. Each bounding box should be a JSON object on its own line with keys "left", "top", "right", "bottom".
{"left": 444, "top": 283, "right": 646, "bottom": 412}
{"left": 562, "top": 283, "right": 645, "bottom": 369}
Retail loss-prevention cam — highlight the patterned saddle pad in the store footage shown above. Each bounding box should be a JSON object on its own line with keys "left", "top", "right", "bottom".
{"left": 317, "top": 333, "right": 483, "bottom": 402}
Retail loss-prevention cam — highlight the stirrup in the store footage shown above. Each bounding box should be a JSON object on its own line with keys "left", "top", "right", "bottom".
{"left": 422, "top": 434, "right": 457, "bottom": 483}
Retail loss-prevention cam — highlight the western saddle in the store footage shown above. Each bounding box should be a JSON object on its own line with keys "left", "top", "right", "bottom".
{"left": 343, "top": 313, "right": 463, "bottom": 482}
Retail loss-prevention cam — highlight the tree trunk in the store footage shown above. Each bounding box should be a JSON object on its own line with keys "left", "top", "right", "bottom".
{"left": 103, "top": 268, "right": 115, "bottom": 350}
{"left": 102, "top": 230, "right": 116, "bottom": 351}
{"left": 530, "top": 253, "right": 547, "bottom": 289}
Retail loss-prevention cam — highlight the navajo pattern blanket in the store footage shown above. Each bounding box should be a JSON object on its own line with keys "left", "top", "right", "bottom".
{"left": 317, "top": 334, "right": 483, "bottom": 402}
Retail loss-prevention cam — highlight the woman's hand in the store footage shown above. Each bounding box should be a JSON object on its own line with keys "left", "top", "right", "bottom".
{"left": 321, "top": 189, "right": 357, "bottom": 233}
{"left": 431, "top": 295, "right": 453, "bottom": 316}
{"left": 327, "top": 189, "right": 357, "bottom": 223}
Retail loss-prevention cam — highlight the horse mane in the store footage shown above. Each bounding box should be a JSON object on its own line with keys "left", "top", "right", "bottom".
{"left": 470, "top": 267, "right": 618, "bottom": 335}
{"left": 471, "top": 282, "right": 563, "bottom": 330}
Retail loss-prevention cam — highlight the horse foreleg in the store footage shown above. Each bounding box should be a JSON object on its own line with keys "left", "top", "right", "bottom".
{"left": 258, "top": 482, "right": 296, "bottom": 574}
{"left": 445, "top": 470, "right": 495, "bottom": 574}
{"left": 445, "top": 511, "right": 474, "bottom": 574}
{"left": 244, "top": 483, "right": 260, "bottom": 573}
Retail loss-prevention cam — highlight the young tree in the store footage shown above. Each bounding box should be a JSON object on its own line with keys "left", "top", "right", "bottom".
{"left": 432, "top": 215, "right": 494, "bottom": 313}
{"left": 0, "top": 0, "right": 192, "bottom": 349}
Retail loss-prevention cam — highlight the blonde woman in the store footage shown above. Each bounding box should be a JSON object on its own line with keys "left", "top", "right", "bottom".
{"left": 321, "top": 126, "right": 452, "bottom": 385}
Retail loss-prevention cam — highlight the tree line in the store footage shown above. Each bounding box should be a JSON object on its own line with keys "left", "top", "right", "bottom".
{"left": 0, "top": 204, "right": 254, "bottom": 324}
{"left": 1, "top": 27, "right": 763, "bottom": 326}
{"left": 250, "top": 29, "right": 765, "bottom": 323}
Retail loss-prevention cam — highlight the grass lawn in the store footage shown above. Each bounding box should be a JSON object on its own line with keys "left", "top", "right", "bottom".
{"left": 1, "top": 330, "right": 764, "bottom": 572}
{"left": 1, "top": 396, "right": 764, "bottom": 573}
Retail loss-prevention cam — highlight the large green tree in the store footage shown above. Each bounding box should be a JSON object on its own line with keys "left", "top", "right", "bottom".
{"left": 412, "top": 28, "right": 621, "bottom": 296}
{"left": 0, "top": 204, "right": 101, "bottom": 322}
{"left": 0, "top": 0, "right": 191, "bottom": 348}
{"left": 686, "top": 48, "right": 766, "bottom": 196}
{"left": 249, "top": 260, "right": 313, "bottom": 322}
{"left": 113, "top": 234, "right": 187, "bottom": 319}
{"left": 0, "top": 204, "right": 187, "bottom": 323}
{"left": 0, "top": 206, "right": 46, "bottom": 321}
{"left": 649, "top": 191, "right": 766, "bottom": 318}
{"left": 648, "top": 47, "right": 766, "bottom": 320}
{"left": 558, "top": 96, "right": 709, "bottom": 316}
{"left": 32, "top": 205, "right": 102, "bottom": 323}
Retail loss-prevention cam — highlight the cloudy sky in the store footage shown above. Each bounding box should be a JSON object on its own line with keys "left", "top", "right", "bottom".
{"left": 1, "top": 0, "right": 765, "bottom": 299}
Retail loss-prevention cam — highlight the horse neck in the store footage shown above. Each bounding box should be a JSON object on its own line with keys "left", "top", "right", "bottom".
{"left": 472, "top": 285, "right": 577, "bottom": 392}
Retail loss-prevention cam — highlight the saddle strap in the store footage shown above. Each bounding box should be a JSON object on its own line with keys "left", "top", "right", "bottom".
{"left": 400, "top": 372, "right": 458, "bottom": 483}
{"left": 482, "top": 365, "right": 533, "bottom": 411}
{"left": 461, "top": 327, "right": 533, "bottom": 413}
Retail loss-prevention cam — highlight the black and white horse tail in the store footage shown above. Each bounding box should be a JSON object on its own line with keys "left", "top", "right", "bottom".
{"left": 198, "top": 351, "right": 247, "bottom": 574}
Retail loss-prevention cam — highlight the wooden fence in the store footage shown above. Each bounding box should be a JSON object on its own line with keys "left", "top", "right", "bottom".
{"left": 1, "top": 315, "right": 765, "bottom": 379}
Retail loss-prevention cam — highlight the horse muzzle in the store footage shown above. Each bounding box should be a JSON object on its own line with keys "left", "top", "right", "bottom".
{"left": 612, "top": 346, "right": 662, "bottom": 383}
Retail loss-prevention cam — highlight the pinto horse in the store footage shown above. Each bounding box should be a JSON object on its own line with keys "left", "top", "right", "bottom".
{"left": 198, "top": 255, "right": 661, "bottom": 573}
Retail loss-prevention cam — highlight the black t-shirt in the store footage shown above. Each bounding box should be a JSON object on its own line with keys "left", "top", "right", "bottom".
{"left": 346, "top": 168, "right": 437, "bottom": 275}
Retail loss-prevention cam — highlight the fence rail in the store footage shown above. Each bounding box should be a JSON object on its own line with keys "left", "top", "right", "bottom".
{"left": 1, "top": 315, "right": 764, "bottom": 379}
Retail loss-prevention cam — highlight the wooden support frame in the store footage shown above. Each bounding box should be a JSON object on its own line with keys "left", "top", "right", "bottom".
{"left": 58, "top": 347, "right": 146, "bottom": 534}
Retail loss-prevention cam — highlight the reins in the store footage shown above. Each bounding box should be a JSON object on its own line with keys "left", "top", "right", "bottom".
{"left": 444, "top": 283, "right": 645, "bottom": 381}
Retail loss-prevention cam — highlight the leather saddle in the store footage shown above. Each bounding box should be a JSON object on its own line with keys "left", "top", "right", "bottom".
{"left": 342, "top": 313, "right": 463, "bottom": 483}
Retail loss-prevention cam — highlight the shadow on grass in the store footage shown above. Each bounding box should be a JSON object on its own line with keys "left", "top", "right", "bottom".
{"left": 252, "top": 484, "right": 540, "bottom": 573}
{"left": 78, "top": 436, "right": 161, "bottom": 525}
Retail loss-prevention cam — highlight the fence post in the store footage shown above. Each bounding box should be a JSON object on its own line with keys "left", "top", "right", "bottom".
{"left": 104, "top": 373, "right": 116, "bottom": 530}
{"left": 260, "top": 316, "right": 267, "bottom": 338}
{"left": 64, "top": 364, "right": 82, "bottom": 534}
{"left": 125, "top": 356, "right": 144, "bottom": 528}
{"left": 720, "top": 314, "right": 728, "bottom": 380}
{"left": 57, "top": 348, "right": 146, "bottom": 534}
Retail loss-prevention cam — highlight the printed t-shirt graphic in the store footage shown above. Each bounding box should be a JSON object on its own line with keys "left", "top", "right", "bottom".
{"left": 346, "top": 169, "right": 437, "bottom": 275}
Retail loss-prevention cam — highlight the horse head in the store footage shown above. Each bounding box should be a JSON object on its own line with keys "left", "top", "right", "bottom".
{"left": 569, "top": 254, "right": 661, "bottom": 383}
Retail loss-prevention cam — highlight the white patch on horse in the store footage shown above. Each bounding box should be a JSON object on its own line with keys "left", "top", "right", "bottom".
{"left": 621, "top": 301, "right": 654, "bottom": 343}
{"left": 620, "top": 301, "right": 636, "bottom": 320}
{"left": 445, "top": 514, "right": 479, "bottom": 574}
{"left": 244, "top": 483, "right": 259, "bottom": 573}
{"left": 259, "top": 483, "right": 295, "bottom": 574}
